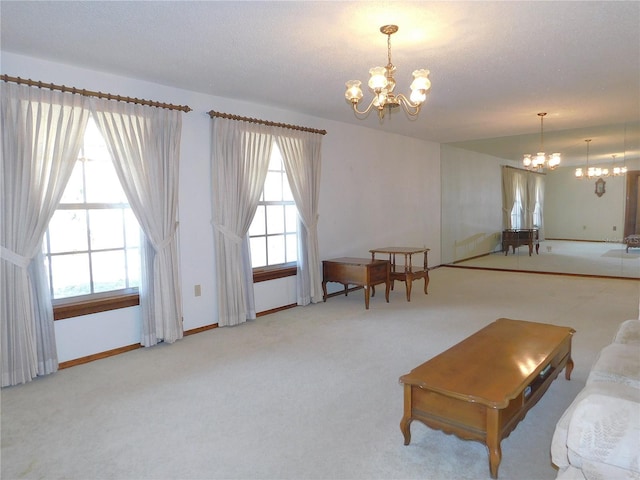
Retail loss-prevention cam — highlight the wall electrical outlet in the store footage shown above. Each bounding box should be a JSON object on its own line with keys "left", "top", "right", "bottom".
{"left": 194, "top": 284, "right": 201, "bottom": 297}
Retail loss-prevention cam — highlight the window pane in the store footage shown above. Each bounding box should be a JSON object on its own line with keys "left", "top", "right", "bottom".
{"left": 126, "top": 247, "right": 141, "bottom": 288}
{"left": 266, "top": 205, "right": 285, "bottom": 234}
{"left": 51, "top": 253, "right": 91, "bottom": 298}
{"left": 263, "top": 171, "right": 282, "bottom": 201}
{"left": 48, "top": 210, "right": 88, "bottom": 253}
{"left": 283, "top": 176, "right": 294, "bottom": 202}
{"left": 285, "top": 205, "right": 298, "bottom": 233}
{"left": 85, "top": 159, "right": 127, "bottom": 203}
{"left": 83, "top": 118, "right": 112, "bottom": 163}
{"left": 286, "top": 233, "right": 298, "bottom": 263}
{"left": 89, "top": 209, "right": 125, "bottom": 250}
{"left": 250, "top": 236, "right": 267, "bottom": 268}
{"left": 267, "top": 234, "right": 285, "bottom": 265}
{"left": 249, "top": 205, "right": 266, "bottom": 236}
{"left": 92, "top": 250, "right": 126, "bottom": 293}
{"left": 124, "top": 210, "right": 140, "bottom": 248}
{"left": 59, "top": 162, "right": 85, "bottom": 204}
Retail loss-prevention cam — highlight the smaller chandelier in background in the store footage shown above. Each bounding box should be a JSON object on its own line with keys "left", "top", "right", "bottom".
{"left": 344, "top": 25, "right": 431, "bottom": 120}
{"left": 575, "top": 141, "right": 627, "bottom": 179}
{"left": 523, "top": 112, "right": 561, "bottom": 171}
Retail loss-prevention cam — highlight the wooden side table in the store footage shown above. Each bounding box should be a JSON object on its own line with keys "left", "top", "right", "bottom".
{"left": 322, "top": 257, "right": 390, "bottom": 309}
{"left": 370, "top": 247, "right": 429, "bottom": 301}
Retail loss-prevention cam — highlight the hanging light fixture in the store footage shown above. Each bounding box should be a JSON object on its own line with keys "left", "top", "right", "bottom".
{"left": 612, "top": 155, "right": 628, "bottom": 176}
{"left": 574, "top": 139, "right": 591, "bottom": 179}
{"left": 523, "top": 113, "right": 561, "bottom": 171}
{"left": 575, "top": 140, "right": 622, "bottom": 179}
{"left": 344, "top": 25, "right": 431, "bottom": 120}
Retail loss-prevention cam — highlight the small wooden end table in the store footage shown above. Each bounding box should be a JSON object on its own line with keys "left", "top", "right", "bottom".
{"left": 399, "top": 318, "right": 575, "bottom": 478}
{"left": 322, "top": 257, "right": 390, "bottom": 309}
{"left": 370, "top": 247, "right": 429, "bottom": 301}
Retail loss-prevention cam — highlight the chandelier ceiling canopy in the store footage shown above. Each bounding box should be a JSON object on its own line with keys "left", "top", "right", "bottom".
{"left": 344, "top": 25, "right": 431, "bottom": 121}
{"left": 522, "top": 112, "right": 561, "bottom": 171}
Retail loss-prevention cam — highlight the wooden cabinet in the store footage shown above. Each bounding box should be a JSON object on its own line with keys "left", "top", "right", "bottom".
{"left": 502, "top": 229, "right": 539, "bottom": 256}
{"left": 322, "top": 257, "right": 390, "bottom": 309}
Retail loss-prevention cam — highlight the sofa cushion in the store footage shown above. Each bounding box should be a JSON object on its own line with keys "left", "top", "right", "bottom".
{"left": 614, "top": 319, "right": 640, "bottom": 345}
{"left": 586, "top": 343, "right": 640, "bottom": 389}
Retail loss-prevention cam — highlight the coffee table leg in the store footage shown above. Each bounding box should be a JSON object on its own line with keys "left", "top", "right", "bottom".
{"left": 486, "top": 408, "right": 502, "bottom": 479}
{"left": 565, "top": 356, "right": 574, "bottom": 380}
{"left": 400, "top": 384, "right": 413, "bottom": 445}
{"left": 364, "top": 286, "right": 370, "bottom": 310}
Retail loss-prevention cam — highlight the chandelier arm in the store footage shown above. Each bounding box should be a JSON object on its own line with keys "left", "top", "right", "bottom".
{"left": 351, "top": 98, "right": 378, "bottom": 117}
{"left": 396, "top": 94, "right": 422, "bottom": 116}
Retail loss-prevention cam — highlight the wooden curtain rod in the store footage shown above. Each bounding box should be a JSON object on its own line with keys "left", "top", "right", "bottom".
{"left": 504, "top": 165, "right": 546, "bottom": 174}
{"left": 1, "top": 75, "right": 192, "bottom": 113}
{"left": 208, "top": 110, "right": 327, "bottom": 135}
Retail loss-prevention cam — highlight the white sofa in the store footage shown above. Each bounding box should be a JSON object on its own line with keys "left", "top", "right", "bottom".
{"left": 551, "top": 319, "right": 640, "bottom": 480}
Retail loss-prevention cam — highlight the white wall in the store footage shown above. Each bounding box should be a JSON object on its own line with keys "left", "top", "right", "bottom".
{"left": 440, "top": 145, "right": 513, "bottom": 264}
{"left": 3, "top": 52, "right": 441, "bottom": 362}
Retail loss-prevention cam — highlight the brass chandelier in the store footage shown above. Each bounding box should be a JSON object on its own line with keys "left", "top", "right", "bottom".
{"left": 344, "top": 25, "right": 431, "bottom": 120}
{"left": 574, "top": 139, "right": 627, "bottom": 179}
{"left": 522, "top": 113, "right": 561, "bottom": 171}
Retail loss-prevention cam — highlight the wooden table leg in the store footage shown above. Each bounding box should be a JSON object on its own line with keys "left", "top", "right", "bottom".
{"left": 405, "top": 275, "right": 413, "bottom": 301}
{"left": 486, "top": 408, "right": 502, "bottom": 479}
{"left": 400, "top": 384, "right": 413, "bottom": 445}
{"left": 364, "top": 286, "right": 370, "bottom": 310}
{"left": 565, "top": 355, "right": 574, "bottom": 380}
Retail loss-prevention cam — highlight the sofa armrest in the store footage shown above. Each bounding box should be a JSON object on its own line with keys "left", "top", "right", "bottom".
{"left": 566, "top": 393, "right": 640, "bottom": 475}
{"left": 551, "top": 383, "right": 640, "bottom": 471}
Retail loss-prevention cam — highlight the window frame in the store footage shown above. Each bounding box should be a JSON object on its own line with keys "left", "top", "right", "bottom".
{"left": 45, "top": 116, "right": 142, "bottom": 319}
{"left": 248, "top": 144, "right": 299, "bottom": 275}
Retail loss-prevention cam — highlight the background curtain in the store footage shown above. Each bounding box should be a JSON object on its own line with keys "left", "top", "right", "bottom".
{"left": 534, "top": 174, "right": 545, "bottom": 239}
{"left": 276, "top": 131, "right": 323, "bottom": 305}
{"left": 210, "top": 118, "right": 273, "bottom": 326}
{"left": 92, "top": 100, "right": 183, "bottom": 346}
{"left": 1, "top": 82, "right": 89, "bottom": 386}
{"left": 501, "top": 166, "right": 520, "bottom": 229}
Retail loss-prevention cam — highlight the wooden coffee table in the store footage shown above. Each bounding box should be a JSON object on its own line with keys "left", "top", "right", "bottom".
{"left": 399, "top": 318, "right": 575, "bottom": 478}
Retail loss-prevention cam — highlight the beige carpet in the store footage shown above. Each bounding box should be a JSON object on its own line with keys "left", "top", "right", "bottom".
{"left": 2, "top": 267, "right": 639, "bottom": 480}
{"left": 454, "top": 240, "right": 640, "bottom": 278}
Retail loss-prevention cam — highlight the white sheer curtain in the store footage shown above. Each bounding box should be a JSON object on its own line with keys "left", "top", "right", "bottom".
{"left": 1, "top": 83, "right": 89, "bottom": 386}
{"left": 533, "top": 173, "right": 545, "bottom": 239}
{"left": 91, "top": 100, "right": 183, "bottom": 346}
{"left": 210, "top": 118, "right": 273, "bottom": 326}
{"left": 502, "top": 166, "right": 545, "bottom": 233}
{"left": 501, "top": 166, "right": 522, "bottom": 229}
{"left": 276, "top": 131, "right": 323, "bottom": 305}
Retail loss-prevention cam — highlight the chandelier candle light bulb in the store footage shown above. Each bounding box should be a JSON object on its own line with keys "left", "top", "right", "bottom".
{"left": 345, "top": 25, "right": 431, "bottom": 120}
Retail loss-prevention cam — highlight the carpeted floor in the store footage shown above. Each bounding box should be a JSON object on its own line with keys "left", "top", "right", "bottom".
{"left": 453, "top": 240, "right": 640, "bottom": 278}
{"left": 2, "top": 267, "right": 639, "bottom": 480}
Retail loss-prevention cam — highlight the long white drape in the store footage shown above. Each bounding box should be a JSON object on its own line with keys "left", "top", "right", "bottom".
{"left": 276, "top": 132, "right": 323, "bottom": 305}
{"left": 92, "top": 100, "right": 183, "bottom": 346}
{"left": 501, "top": 166, "right": 521, "bottom": 229}
{"left": 211, "top": 118, "right": 273, "bottom": 326}
{"left": 1, "top": 83, "right": 89, "bottom": 386}
{"left": 536, "top": 174, "right": 545, "bottom": 239}
{"left": 501, "top": 166, "right": 545, "bottom": 233}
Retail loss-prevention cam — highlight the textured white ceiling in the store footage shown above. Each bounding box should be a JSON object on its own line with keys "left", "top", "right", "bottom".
{"left": 1, "top": 1, "right": 639, "bottom": 165}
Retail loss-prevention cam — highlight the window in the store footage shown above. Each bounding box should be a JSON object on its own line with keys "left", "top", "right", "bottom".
{"left": 248, "top": 144, "right": 298, "bottom": 270}
{"left": 510, "top": 189, "right": 523, "bottom": 230}
{"left": 42, "top": 117, "right": 141, "bottom": 302}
